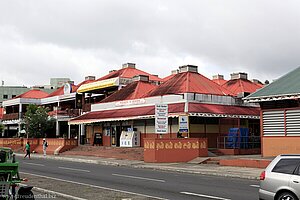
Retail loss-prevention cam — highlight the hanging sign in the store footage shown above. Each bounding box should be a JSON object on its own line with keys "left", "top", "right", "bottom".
{"left": 179, "top": 115, "right": 189, "bottom": 134}
{"left": 155, "top": 104, "right": 168, "bottom": 134}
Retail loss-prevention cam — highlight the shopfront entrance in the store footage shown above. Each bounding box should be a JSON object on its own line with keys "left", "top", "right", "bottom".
{"left": 111, "top": 125, "right": 132, "bottom": 147}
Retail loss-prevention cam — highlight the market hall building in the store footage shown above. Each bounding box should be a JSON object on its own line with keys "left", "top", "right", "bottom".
{"left": 245, "top": 66, "right": 300, "bottom": 157}
{"left": 70, "top": 65, "right": 261, "bottom": 154}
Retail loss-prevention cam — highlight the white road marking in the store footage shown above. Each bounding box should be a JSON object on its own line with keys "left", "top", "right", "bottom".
{"left": 23, "top": 162, "right": 45, "bottom": 166}
{"left": 250, "top": 185, "right": 260, "bottom": 188}
{"left": 58, "top": 166, "right": 90, "bottom": 173}
{"left": 20, "top": 183, "right": 87, "bottom": 200}
{"left": 21, "top": 172, "right": 168, "bottom": 200}
{"left": 181, "top": 192, "right": 231, "bottom": 200}
{"left": 112, "top": 173, "right": 166, "bottom": 183}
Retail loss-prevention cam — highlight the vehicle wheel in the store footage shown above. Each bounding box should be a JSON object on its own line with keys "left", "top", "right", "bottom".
{"left": 276, "top": 191, "right": 299, "bottom": 200}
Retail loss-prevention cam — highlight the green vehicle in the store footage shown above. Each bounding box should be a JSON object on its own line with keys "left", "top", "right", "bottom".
{"left": 0, "top": 147, "right": 34, "bottom": 200}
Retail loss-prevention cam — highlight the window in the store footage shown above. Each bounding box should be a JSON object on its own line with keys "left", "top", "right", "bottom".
{"left": 272, "top": 159, "right": 300, "bottom": 174}
{"left": 3, "top": 95, "right": 8, "bottom": 99}
{"left": 12, "top": 95, "right": 16, "bottom": 98}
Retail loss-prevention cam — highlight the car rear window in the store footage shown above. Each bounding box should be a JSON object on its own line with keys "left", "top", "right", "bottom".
{"left": 272, "top": 158, "right": 300, "bottom": 174}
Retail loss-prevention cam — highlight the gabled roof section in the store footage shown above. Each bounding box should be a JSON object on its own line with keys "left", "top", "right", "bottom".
{"left": 145, "top": 71, "right": 234, "bottom": 97}
{"left": 76, "top": 79, "right": 95, "bottom": 88}
{"left": 15, "top": 89, "right": 49, "bottom": 99}
{"left": 98, "top": 67, "right": 162, "bottom": 82}
{"left": 222, "top": 79, "right": 263, "bottom": 96}
{"left": 245, "top": 66, "right": 300, "bottom": 101}
{"left": 47, "top": 84, "right": 78, "bottom": 97}
{"left": 100, "top": 81, "right": 158, "bottom": 103}
{"left": 212, "top": 79, "right": 227, "bottom": 85}
{"left": 162, "top": 74, "right": 176, "bottom": 82}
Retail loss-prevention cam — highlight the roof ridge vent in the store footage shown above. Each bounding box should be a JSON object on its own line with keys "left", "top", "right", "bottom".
{"left": 85, "top": 76, "right": 95, "bottom": 81}
{"left": 122, "top": 63, "right": 136, "bottom": 69}
{"left": 230, "top": 72, "right": 248, "bottom": 80}
{"left": 179, "top": 65, "right": 198, "bottom": 73}
{"left": 213, "top": 74, "right": 224, "bottom": 80}
{"left": 109, "top": 69, "right": 117, "bottom": 73}
{"left": 171, "top": 69, "right": 179, "bottom": 75}
{"left": 132, "top": 75, "right": 149, "bottom": 82}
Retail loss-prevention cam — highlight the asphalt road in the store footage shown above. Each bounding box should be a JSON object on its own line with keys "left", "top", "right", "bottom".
{"left": 17, "top": 156, "right": 260, "bottom": 200}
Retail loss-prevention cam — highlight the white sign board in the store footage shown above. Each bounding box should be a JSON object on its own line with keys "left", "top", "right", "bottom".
{"left": 155, "top": 104, "right": 168, "bottom": 134}
{"left": 179, "top": 115, "right": 189, "bottom": 133}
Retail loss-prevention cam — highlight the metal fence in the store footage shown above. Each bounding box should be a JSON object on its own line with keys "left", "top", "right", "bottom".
{"left": 217, "top": 136, "right": 261, "bottom": 149}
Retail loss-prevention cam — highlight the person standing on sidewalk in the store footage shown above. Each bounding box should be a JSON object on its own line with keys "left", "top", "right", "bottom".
{"left": 42, "top": 138, "right": 48, "bottom": 156}
{"left": 24, "top": 141, "right": 31, "bottom": 159}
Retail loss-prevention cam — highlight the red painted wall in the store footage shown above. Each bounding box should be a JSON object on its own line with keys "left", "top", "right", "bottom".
{"left": 144, "top": 138, "right": 208, "bottom": 163}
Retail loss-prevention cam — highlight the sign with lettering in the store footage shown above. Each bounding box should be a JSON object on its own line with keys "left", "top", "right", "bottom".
{"left": 155, "top": 104, "right": 168, "bottom": 134}
{"left": 179, "top": 115, "right": 189, "bottom": 134}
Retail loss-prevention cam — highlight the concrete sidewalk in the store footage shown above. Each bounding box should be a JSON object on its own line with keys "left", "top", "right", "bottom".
{"left": 16, "top": 153, "right": 264, "bottom": 180}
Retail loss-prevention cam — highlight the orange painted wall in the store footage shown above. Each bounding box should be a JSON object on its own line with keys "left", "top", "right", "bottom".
{"left": 0, "top": 138, "right": 77, "bottom": 154}
{"left": 0, "top": 138, "right": 24, "bottom": 150}
{"left": 262, "top": 137, "right": 300, "bottom": 157}
{"left": 140, "top": 133, "right": 178, "bottom": 147}
{"left": 144, "top": 138, "right": 208, "bottom": 163}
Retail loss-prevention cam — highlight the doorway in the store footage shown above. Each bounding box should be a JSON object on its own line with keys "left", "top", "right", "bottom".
{"left": 111, "top": 126, "right": 122, "bottom": 147}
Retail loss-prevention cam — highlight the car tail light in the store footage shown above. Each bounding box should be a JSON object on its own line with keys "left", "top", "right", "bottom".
{"left": 260, "top": 171, "right": 266, "bottom": 180}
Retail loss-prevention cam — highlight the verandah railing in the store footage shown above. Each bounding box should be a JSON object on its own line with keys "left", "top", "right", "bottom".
{"left": 217, "top": 136, "right": 261, "bottom": 149}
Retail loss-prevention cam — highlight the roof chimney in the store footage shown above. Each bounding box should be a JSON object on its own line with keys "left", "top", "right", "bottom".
{"left": 179, "top": 65, "right": 198, "bottom": 73}
{"left": 212, "top": 74, "right": 224, "bottom": 80}
{"left": 132, "top": 75, "right": 149, "bottom": 82}
{"left": 230, "top": 72, "right": 248, "bottom": 80}
{"left": 171, "top": 69, "right": 179, "bottom": 75}
{"left": 122, "top": 63, "right": 136, "bottom": 69}
{"left": 109, "top": 69, "right": 117, "bottom": 73}
{"left": 251, "top": 79, "right": 262, "bottom": 85}
{"left": 85, "top": 76, "right": 95, "bottom": 81}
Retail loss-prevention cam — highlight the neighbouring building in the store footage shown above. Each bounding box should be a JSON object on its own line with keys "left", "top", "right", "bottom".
{"left": 0, "top": 78, "right": 72, "bottom": 106}
{"left": 245, "top": 66, "right": 300, "bottom": 157}
{"left": 1, "top": 89, "right": 50, "bottom": 137}
{"left": 1, "top": 63, "right": 163, "bottom": 139}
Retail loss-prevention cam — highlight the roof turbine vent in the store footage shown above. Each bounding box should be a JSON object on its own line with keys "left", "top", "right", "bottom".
{"left": 179, "top": 65, "right": 198, "bottom": 73}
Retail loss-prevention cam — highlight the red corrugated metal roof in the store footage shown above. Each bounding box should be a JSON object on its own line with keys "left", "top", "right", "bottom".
{"left": 98, "top": 67, "right": 162, "bottom": 82}
{"left": 0, "top": 107, "right": 3, "bottom": 119}
{"left": 47, "top": 84, "right": 78, "bottom": 97}
{"left": 100, "top": 81, "right": 158, "bottom": 103}
{"left": 189, "top": 103, "right": 260, "bottom": 116}
{"left": 70, "top": 103, "right": 185, "bottom": 123}
{"left": 76, "top": 79, "right": 95, "bottom": 88}
{"left": 212, "top": 79, "right": 227, "bottom": 85}
{"left": 162, "top": 74, "right": 176, "bottom": 82}
{"left": 15, "top": 89, "right": 49, "bottom": 99}
{"left": 145, "top": 72, "right": 234, "bottom": 97}
{"left": 222, "top": 79, "right": 263, "bottom": 96}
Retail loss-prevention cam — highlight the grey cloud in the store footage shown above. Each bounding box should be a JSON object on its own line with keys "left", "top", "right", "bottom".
{"left": 0, "top": 0, "right": 299, "bottom": 86}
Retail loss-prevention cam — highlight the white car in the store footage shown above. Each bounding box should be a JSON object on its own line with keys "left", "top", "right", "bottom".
{"left": 259, "top": 154, "right": 300, "bottom": 200}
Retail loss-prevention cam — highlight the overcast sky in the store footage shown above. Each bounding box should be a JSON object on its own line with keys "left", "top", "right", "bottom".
{"left": 0, "top": 0, "right": 299, "bottom": 86}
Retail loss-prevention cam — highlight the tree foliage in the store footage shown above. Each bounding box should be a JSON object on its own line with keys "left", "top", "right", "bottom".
{"left": 0, "top": 123, "right": 4, "bottom": 134}
{"left": 24, "top": 104, "right": 53, "bottom": 138}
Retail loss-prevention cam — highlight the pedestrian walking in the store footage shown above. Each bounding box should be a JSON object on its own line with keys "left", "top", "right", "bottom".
{"left": 42, "top": 138, "right": 48, "bottom": 156}
{"left": 24, "top": 141, "right": 31, "bottom": 159}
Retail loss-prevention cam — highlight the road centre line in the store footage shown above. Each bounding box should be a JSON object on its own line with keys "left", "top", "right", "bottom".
{"left": 20, "top": 172, "right": 168, "bottom": 200}
{"left": 112, "top": 173, "right": 166, "bottom": 183}
{"left": 250, "top": 185, "right": 260, "bottom": 188}
{"left": 181, "top": 192, "right": 231, "bottom": 200}
{"left": 20, "top": 183, "right": 87, "bottom": 200}
{"left": 58, "top": 166, "right": 91, "bottom": 173}
{"left": 23, "top": 162, "right": 45, "bottom": 166}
